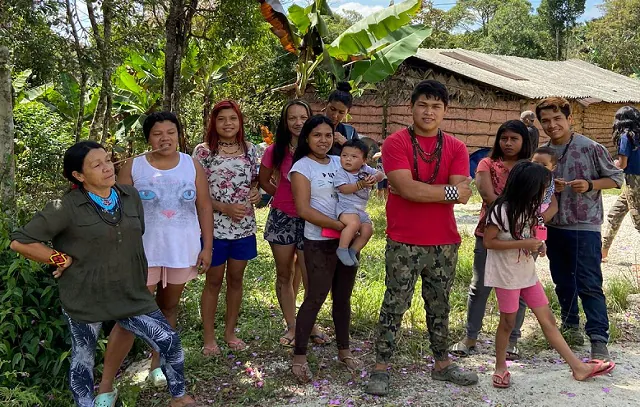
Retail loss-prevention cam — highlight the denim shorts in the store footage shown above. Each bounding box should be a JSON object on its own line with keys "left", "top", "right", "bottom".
{"left": 211, "top": 235, "right": 258, "bottom": 267}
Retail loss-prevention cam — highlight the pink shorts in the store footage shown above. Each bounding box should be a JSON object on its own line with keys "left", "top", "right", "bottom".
{"left": 147, "top": 266, "right": 198, "bottom": 288}
{"left": 494, "top": 281, "right": 548, "bottom": 313}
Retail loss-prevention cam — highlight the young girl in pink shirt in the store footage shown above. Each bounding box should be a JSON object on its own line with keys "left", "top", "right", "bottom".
{"left": 484, "top": 161, "right": 615, "bottom": 389}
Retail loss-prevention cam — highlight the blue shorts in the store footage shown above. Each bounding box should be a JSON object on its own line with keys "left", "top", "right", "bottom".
{"left": 211, "top": 235, "right": 258, "bottom": 267}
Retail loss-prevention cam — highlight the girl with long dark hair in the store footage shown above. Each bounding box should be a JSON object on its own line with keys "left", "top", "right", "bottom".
{"left": 289, "top": 115, "right": 361, "bottom": 383}
{"left": 259, "top": 100, "right": 330, "bottom": 347}
{"left": 484, "top": 161, "right": 614, "bottom": 388}
{"left": 451, "top": 120, "right": 551, "bottom": 360}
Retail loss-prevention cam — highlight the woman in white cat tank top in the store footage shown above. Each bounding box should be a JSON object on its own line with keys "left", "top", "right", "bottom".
{"left": 99, "top": 112, "right": 213, "bottom": 394}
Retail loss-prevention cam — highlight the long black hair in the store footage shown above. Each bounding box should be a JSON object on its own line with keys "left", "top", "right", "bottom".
{"left": 293, "top": 115, "right": 334, "bottom": 163}
{"left": 63, "top": 141, "right": 105, "bottom": 186}
{"left": 327, "top": 81, "right": 353, "bottom": 108}
{"left": 489, "top": 120, "right": 532, "bottom": 160}
{"left": 488, "top": 161, "right": 551, "bottom": 240}
{"left": 273, "top": 100, "right": 311, "bottom": 170}
{"left": 612, "top": 106, "right": 640, "bottom": 150}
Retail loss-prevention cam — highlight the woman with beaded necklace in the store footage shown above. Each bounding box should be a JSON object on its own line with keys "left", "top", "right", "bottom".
{"left": 10, "top": 141, "right": 198, "bottom": 407}
{"left": 193, "top": 100, "right": 261, "bottom": 354}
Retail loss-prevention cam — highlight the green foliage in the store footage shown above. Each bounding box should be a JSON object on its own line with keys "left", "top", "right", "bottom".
{"left": 581, "top": 0, "right": 640, "bottom": 76}
{"left": 538, "top": 0, "right": 587, "bottom": 59}
{"left": 480, "top": 0, "right": 553, "bottom": 59}
{"left": 0, "top": 214, "right": 69, "bottom": 393}
{"left": 13, "top": 103, "right": 74, "bottom": 212}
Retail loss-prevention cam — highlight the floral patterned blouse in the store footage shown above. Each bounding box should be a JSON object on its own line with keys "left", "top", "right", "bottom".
{"left": 193, "top": 142, "right": 259, "bottom": 240}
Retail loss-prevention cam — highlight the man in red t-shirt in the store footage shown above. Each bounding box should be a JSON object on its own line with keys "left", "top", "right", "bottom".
{"left": 365, "top": 80, "right": 478, "bottom": 395}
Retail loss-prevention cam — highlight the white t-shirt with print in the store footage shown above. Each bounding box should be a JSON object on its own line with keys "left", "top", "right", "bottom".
{"left": 288, "top": 155, "right": 341, "bottom": 240}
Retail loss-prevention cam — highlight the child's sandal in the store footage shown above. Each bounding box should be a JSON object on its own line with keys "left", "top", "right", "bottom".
{"left": 492, "top": 371, "right": 511, "bottom": 388}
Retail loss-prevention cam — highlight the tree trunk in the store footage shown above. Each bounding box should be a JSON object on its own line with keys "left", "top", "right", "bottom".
{"left": 0, "top": 46, "right": 15, "bottom": 214}
{"left": 163, "top": 0, "right": 198, "bottom": 151}
{"left": 87, "top": 0, "right": 113, "bottom": 143}
{"left": 65, "top": 0, "right": 87, "bottom": 142}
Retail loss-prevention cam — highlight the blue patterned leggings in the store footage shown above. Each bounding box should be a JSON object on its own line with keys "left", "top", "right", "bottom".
{"left": 63, "top": 309, "right": 185, "bottom": 407}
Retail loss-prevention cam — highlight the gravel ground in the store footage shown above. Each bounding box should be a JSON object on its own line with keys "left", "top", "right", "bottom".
{"left": 455, "top": 194, "right": 640, "bottom": 286}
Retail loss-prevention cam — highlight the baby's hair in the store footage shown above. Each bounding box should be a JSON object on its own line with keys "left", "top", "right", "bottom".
{"left": 488, "top": 161, "right": 551, "bottom": 239}
{"left": 533, "top": 146, "right": 558, "bottom": 165}
{"left": 342, "top": 139, "right": 369, "bottom": 158}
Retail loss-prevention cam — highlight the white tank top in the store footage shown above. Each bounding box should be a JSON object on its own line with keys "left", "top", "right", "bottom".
{"left": 132, "top": 153, "right": 201, "bottom": 268}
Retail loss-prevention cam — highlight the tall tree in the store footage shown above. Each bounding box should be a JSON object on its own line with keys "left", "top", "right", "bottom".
{"left": 538, "top": 0, "right": 586, "bottom": 60}
{"left": 0, "top": 46, "right": 15, "bottom": 213}
{"left": 86, "top": 0, "right": 114, "bottom": 142}
{"left": 581, "top": 0, "right": 640, "bottom": 75}
{"left": 64, "top": 0, "right": 88, "bottom": 141}
{"left": 451, "top": 0, "right": 502, "bottom": 36}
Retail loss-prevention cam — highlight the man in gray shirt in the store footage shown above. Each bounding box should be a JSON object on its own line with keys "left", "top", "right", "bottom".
{"left": 536, "top": 97, "right": 623, "bottom": 362}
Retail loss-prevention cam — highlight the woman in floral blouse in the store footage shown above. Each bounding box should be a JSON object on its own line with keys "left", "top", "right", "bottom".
{"left": 193, "top": 100, "right": 261, "bottom": 354}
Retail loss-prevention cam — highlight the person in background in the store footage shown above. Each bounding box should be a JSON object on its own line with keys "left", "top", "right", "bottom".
{"left": 193, "top": 100, "right": 261, "bottom": 354}
{"left": 602, "top": 106, "right": 640, "bottom": 262}
{"left": 325, "top": 81, "right": 359, "bottom": 156}
{"left": 100, "top": 112, "right": 213, "bottom": 392}
{"left": 374, "top": 140, "right": 389, "bottom": 200}
{"left": 537, "top": 97, "right": 623, "bottom": 361}
{"left": 10, "top": 141, "right": 198, "bottom": 407}
{"left": 521, "top": 110, "right": 539, "bottom": 153}
{"left": 259, "top": 100, "right": 330, "bottom": 348}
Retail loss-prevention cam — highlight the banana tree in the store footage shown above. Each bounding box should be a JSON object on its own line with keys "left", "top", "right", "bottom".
{"left": 258, "top": 0, "right": 431, "bottom": 96}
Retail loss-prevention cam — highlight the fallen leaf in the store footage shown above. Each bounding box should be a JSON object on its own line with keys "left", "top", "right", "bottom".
{"left": 602, "top": 387, "right": 611, "bottom": 394}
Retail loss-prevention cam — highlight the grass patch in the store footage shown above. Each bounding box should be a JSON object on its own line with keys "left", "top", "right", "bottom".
{"left": 109, "top": 197, "right": 638, "bottom": 406}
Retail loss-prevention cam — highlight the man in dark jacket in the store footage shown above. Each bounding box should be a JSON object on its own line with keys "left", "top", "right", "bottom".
{"left": 521, "top": 110, "right": 539, "bottom": 153}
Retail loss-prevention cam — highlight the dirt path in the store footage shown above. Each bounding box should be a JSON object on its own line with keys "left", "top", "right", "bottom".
{"left": 272, "top": 343, "right": 640, "bottom": 407}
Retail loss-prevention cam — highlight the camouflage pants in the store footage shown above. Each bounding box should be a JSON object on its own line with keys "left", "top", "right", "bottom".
{"left": 375, "top": 239, "right": 459, "bottom": 363}
{"left": 603, "top": 174, "right": 640, "bottom": 250}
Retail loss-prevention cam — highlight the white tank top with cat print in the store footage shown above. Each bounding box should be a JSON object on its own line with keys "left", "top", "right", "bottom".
{"left": 132, "top": 153, "right": 201, "bottom": 268}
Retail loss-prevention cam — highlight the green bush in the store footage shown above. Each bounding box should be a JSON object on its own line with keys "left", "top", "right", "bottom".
{"left": 13, "top": 102, "right": 74, "bottom": 213}
{"left": 0, "top": 213, "right": 70, "bottom": 400}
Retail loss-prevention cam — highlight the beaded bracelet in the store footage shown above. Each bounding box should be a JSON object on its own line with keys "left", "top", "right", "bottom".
{"left": 444, "top": 185, "right": 459, "bottom": 202}
{"left": 49, "top": 250, "right": 69, "bottom": 267}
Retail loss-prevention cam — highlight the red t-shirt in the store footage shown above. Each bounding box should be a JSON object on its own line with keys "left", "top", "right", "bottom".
{"left": 383, "top": 128, "right": 470, "bottom": 246}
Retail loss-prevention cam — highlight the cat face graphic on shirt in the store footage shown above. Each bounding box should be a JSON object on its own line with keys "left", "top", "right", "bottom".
{"left": 137, "top": 176, "right": 196, "bottom": 226}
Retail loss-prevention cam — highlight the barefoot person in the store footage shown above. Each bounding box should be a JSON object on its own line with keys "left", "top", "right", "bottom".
{"left": 451, "top": 120, "right": 543, "bottom": 360}
{"left": 289, "top": 115, "right": 361, "bottom": 383}
{"left": 100, "top": 112, "right": 213, "bottom": 391}
{"left": 365, "top": 80, "right": 478, "bottom": 396}
{"left": 537, "top": 98, "right": 623, "bottom": 360}
{"left": 259, "top": 100, "right": 329, "bottom": 347}
{"left": 10, "top": 141, "right": 197, "bottom": 407}
{"left": 193, "top": 100, "right": 261, "bottom": 354}
{"left": 602, "top": 106, "right": 640, "bottom": 261}
{"left": 484, "top": 161, "right": 615, "bottom": 388}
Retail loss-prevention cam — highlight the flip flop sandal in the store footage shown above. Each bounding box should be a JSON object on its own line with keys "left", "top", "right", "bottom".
{"left": 492, "top": 371, "right": 511, "bottom": 388}
{"left": 575, "top": 360, "right": 616, "bottom": 380}
{"left": 449, "top": 341, "right": 476, "bottom": 357}
{"left": 338, "top": 356, "right": 364, "bottom": 373}
{"left": 94, "top": 389, "right": 118, "bottom": 407}
{"left": 291, "top": 362, "right": 313, "bottom": 384}
{"left": 279, "top": 336, "right": 295, "bottom": 348}
{"left": 227, "top": 339, "right": 249, "bottom": 351}
{"left": 310, "top": 333, "right": 331, "bottom": 346}
{"left": 364, "top": 371, "right": 390, "bottom": 396}
{"left": 506, "top": 344, "right": 521, "bottom": 361}
{"left": 148, "top": 367, "right": 167, "bottom": 388}
{"left": 202, "top": 344, "right": 221, "bottom": 357}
